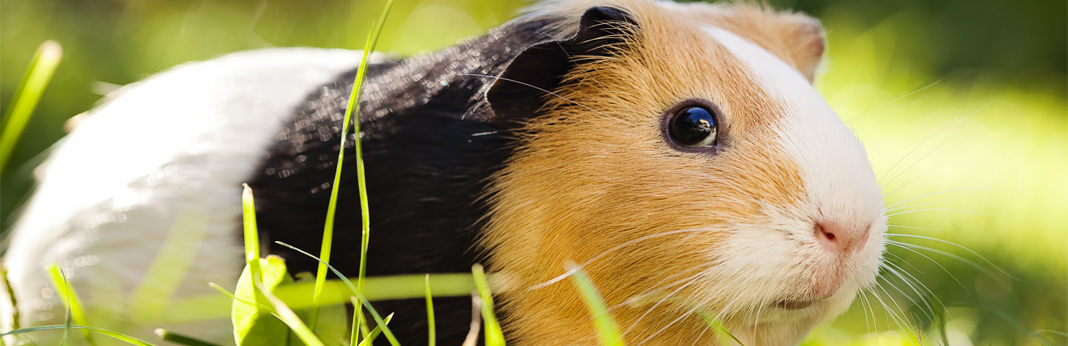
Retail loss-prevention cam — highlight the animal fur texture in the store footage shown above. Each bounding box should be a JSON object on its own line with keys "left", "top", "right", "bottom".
{"left": 2, "top": 1, "right": 886, "bottom": 345}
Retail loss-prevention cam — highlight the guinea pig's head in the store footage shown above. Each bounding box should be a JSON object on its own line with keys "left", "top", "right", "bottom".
{"left": 482, "top": 0, "right": 886, "bottom": 344}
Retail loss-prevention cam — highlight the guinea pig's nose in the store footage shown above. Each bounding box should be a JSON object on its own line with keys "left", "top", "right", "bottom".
{"left": 814, "top": 221, "right": 870, "bottom": 254}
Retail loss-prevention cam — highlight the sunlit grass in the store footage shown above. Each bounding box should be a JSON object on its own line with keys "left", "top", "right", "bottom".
{"left": 0, "top": 1, "right": 1062, "bottom": 345}
{"left": 312, "top": 0, "right": 395, "bottom": 339}
{"left": 471, "top": 264, "right": 505, "bottom": 346}
{"left": 809, "top": 10, "right": 1067, "bottom": 345}
{"left": 567, "top": 265, "right": 623, "bottom": 346}
{"left": 0, "top": 40, "right": 61, "bottom": 174}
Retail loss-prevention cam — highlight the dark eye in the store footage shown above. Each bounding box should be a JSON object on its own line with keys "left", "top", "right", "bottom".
{"left": 668, "top": 106, "right": 718, "bottom": 147}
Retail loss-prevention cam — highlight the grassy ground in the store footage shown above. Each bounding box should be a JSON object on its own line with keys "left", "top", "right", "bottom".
{"left": 1, "top": 0, "right": 1065, "bottom": 345}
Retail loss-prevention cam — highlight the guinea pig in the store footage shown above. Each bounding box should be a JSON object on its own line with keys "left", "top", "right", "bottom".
{"left": 2, "top": 0, "right": 887, "bottom": 345}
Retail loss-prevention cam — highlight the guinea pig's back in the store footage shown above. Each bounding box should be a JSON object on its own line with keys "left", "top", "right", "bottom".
{"left": 2, "top": 47, "right": 366, "bottom": 344}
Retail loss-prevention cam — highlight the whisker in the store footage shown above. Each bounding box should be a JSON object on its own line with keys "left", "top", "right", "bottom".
{"left": 886, "top": 208, "right": 994, "bottom": 217}
{"left": 619, "top": 269, "right": 709, "bottom": 337}
{"left": 883, "top": 239, "right": 968, "bottom": 291}
{"left": 530, "top": 227, "right": 725, "bottom": 289}
{"left": 886, "top": 241, "right": 1012, "bottom": 289}
{"left": 877, "top": 101, "right": 992, "bottom": 186}
{"left": 888, "top": 224, "right": 946, "bottom": 232}
{"left": 461, "top": 73, "right": 626, "bottom": 123}
{"left": 858, "top": 289, "right": 876, "bottom": 334}
{"left": 870, "top": 283, "right": 922, "bottom": 343}
{"left": 635, "top": 300, "right": 702, "bottom": 345}
{"left": 880, "top": 262, "right": 941, "bottom": 322}
{"left": 884, "top": 187, "right": 983, "bottom": 210}
{"left": 886, "top": 202, "right": 940, "bottom": 213}
{"left": 880, "top": 125, "right": 965, "bottom": 190}
{"left": 884, "top": 251, "right": 926, "bottom": 276}
{"left": 847, "top": 80, "right": 942, "bottom": 124}
{"left": 880, "top": 164, "right": 939, "bottom": 199}
{"left": 886, "top": 234, "right": 1015, "bottom": 279}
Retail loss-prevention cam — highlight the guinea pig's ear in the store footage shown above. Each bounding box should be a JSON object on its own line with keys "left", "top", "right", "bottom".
{"left": 486, "top": 6, "right": 638, "bottom": 119}
{"left": 780, "top": 15, "right": 825, "bottom": 82}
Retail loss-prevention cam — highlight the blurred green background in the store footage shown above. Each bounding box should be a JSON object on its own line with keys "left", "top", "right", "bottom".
{"left": 1, "top": 0, "right": 1064, "bottom": 345}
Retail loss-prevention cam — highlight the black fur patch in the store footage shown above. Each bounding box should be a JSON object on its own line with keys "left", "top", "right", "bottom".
{"left": 247, "top": 7, "right": 640, "bottom": 344}
{"left": 245, "top": 19, "right": 556, "bottom": 345}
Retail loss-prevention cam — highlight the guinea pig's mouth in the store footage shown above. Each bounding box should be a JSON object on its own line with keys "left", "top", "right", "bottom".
{"left": 773, "top": 299, "right": 820, "bottom": 310}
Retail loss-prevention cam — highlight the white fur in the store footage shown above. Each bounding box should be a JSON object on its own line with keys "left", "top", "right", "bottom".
{"left": 2, "top": 48, "right": 366, "bottom": 344}
{"left": 696, "top": 26, "right": 886, "bottom": 344}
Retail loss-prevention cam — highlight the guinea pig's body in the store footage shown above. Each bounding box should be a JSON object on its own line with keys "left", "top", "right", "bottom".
{"left": 3, "top": 1, "right": 887, "bottom": 345}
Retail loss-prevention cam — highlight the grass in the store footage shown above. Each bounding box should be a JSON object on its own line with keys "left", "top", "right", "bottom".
{"left": 424, "top": 275, "right": 436, "bottom": 346}
{"left": 567, "top": 265, "right": 623, "bottom": 346}
{"left": 0, "top": 41, "right": 61, "bottom": 175}
{"left": 471, "top": 265, "right": 505, "bottom": 346}
{"left": 3, "top": 1, "right": 1063, "bottom": 345}
{"left": 311, "top": 0, "right": 395, "bottom": 339}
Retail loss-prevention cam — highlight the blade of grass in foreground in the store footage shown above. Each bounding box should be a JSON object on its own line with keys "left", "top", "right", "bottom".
{"left": 695, "top": 312, "right": 743, "bottom": 345}
{"left": 354, "top": 312, "right": 393, "bottom": 346}
{"left": 1, "top": 267, "right": 18, "bottom": 330}
{"left": 0, "top": 325, "right": 153, "bottom": 346}
{"left": 312, "top": 0, "right": 396, "bottom": 336}
{"left": 351, "top": 1, "right": 395, "bottom": 340}
{"left": 567, "top": 265, "right": 623, "bottom": 346}
{"left": 471, "top": 264, "right": 504, "bottom": 346}
{"left": 0, "top": 40, "right": 62, "bottom": 174}
{"left": 47, "top": 265, "right": 94, "bottom": 345}
{"left": 275, "top": 241, "right": 400, "bottom": 346}
{"left": 153, "top": 329, "right": 220, "bottom": 346}
{"left": 425, "top": 274, "right": 436, "bottom": 346}
{"left": 253, "top": 278, "right": 325, "bottom": 346}
{"left": 242, "top": 184, "right": 261, "bottom": 275}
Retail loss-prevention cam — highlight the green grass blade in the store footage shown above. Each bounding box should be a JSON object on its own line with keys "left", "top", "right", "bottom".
{"left": 153, "top": 329, "right": 220, "bottom": 346}
{"left": 0, "top": 267, "right": 18, "bottom": 330}
{"left": 339, "top": 29, "right": 375, "bottom": 337}
{"left": 47, "top": 265, "right": 94, "bottom": 345}
{"left": 309, "top": 0, "right": 399, "bottom": 337}
{"left": 241, "top": 184, "right": 261, "bottom": 273}
{"left": 567, "top": 265, "right": 623, "bottom": 346}
{"left": 352, "top": 1, "right": 396, "bottom": 340}
{"left": 0, "top": 40, "right": 62, "bottom": 174}
{"left": 355, "top": 312, "right": 392, "bottom": 346}
{"left": 253, "top": 279, "right": 325, "bottom": 346}
{"left": 209, "top": 282, "right": 273, "bottom": 312}
{"left": 471, "top": 264, "right": 504, "bottom": 346}
{"left": 165, "top": 273, "right": 478, "bottom": 323}
{"left": 274, "top": 241, "right": 400, "bottom": 346}
{"left": 0, "top": 325, "right": 154, "bottom": 346}
{"left": 349, "top": 299, "right": 360, "bottom": 346}
{"left": 695, "top": 312, "right": 743, "bottom": 345}
{"left": 425, "top": 274, "right": 436, "bottom": 346}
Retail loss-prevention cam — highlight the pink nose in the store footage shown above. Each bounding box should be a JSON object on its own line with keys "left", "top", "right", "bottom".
{"left": 814, "top": 221, "right": 870, "bottom": 254}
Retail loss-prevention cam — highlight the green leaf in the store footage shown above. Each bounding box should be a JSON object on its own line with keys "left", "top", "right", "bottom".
{"left": 310, "top": 301, "right": 348, "bottom": 346}
{"left": 232, "top": 256, "right": 293, "bottom": 346}
{"left": 251, "top": 277, "right": 325, "bottom": 346}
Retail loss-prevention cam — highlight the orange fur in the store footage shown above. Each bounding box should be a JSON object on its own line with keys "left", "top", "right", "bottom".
{"left": 482, "top": 1, "right": 832, "bottom": 344}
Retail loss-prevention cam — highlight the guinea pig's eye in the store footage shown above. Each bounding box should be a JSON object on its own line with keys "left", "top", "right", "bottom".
{"left": 668, "top": 106, "right": 718, "bottom": 147}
